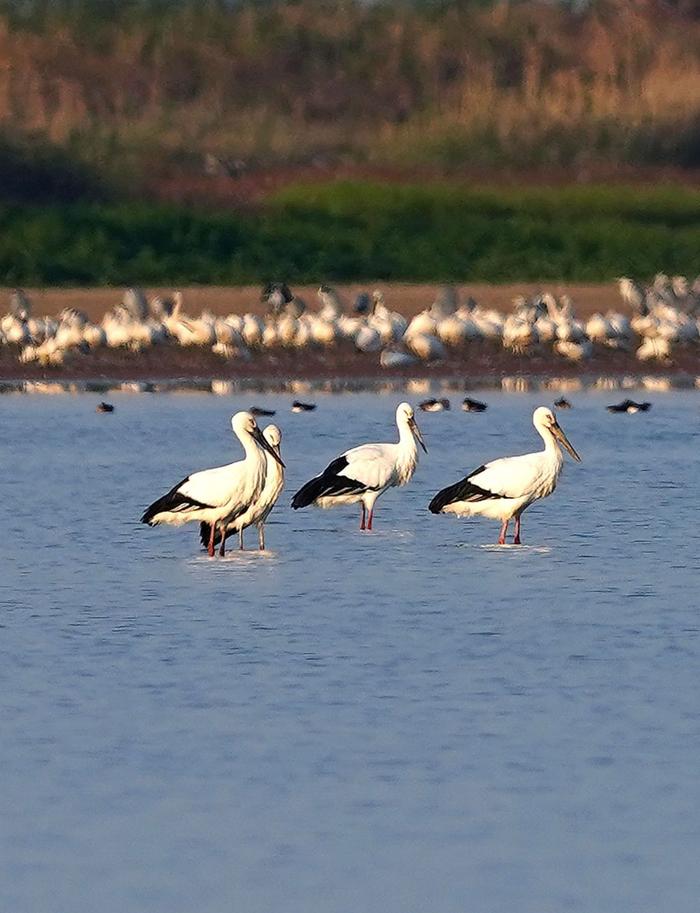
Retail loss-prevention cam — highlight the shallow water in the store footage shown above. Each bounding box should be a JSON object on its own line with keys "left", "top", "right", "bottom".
{"left": 2, "top": 390, "right": 699, "bottom": 913}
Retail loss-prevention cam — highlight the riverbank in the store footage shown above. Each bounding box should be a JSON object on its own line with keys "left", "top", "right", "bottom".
{"left": 1, "top": 341, "right": 697, "bottom": 386}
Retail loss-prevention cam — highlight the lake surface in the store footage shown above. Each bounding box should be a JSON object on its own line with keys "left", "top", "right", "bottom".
{"left": 1, "top": 389, "right": 699, "bottom": 913}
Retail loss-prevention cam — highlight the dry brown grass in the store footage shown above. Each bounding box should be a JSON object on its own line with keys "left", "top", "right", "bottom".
{"left": 2, "top": 0, "right": 700, "bottom": 183}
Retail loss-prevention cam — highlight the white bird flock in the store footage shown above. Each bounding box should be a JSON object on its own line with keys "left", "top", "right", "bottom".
{"left": 4, "top": 274, "right": 700, "bottom": 369}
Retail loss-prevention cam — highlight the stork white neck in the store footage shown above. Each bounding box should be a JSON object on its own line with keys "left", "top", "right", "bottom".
{"left": 231, "top": 413, "right": 269, "bottom": 475}
{"left": 395, "top": 410, "right": 419, "bottom": 485}
{"left": 239, "top": 428, "right": 263, "bottom": 460}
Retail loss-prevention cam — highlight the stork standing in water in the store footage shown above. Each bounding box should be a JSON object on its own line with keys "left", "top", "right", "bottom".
{"left": 141, "top": 411, "right": 284, "bottom": 557}
{"left": 291, "top": 402, "right": 427, "bottom": 530}
{"left": 200, "top": 424, "right": 285, "bottom": 551}
{"left": 429, "top": 407, "right": 580, "bottom": 544}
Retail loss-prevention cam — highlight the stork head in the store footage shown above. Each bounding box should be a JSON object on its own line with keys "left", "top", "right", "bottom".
{"left": 263, "top": 423, "right": 282, "bottom": 450}
{"left": 533, "top": 406, "right": 581, "bottom": 462}
{"left": 231, "top": 412, "right": 285, "bottom": 467}
{"left": 397, "top": 402, "right": 427, "bottom": 453}
{"left": 232, "top": 410, "right": 258, "bottom": 436}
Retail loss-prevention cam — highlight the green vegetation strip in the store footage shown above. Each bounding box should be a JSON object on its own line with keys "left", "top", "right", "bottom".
{"left": 2, "top": 182, "right": 700, "bottom": 285}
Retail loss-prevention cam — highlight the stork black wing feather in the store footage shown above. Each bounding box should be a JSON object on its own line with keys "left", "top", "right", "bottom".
{"left": 428, "top": 466, "right": 504, "bottom": 514}
{"left": 141, "top": 476, "right": 213, "bottom": 525}
{"left": 291, "top": 455, "right": 367, "bottom": 509}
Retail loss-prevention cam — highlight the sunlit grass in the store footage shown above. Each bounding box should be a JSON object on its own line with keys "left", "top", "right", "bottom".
{"left": 2, "top": 181, "right": 700, "bottom": 285}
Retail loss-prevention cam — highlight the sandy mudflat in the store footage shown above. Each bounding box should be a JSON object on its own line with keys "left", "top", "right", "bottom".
{"left": 2, "top": 283, "right": 622, "bottom": 323}
{"left": 1, "top": 341, "right": 697, "bottom": 385}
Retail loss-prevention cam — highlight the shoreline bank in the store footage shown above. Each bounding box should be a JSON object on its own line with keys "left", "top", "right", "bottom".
{"left": 1, "top": 345, "right": 697, "bottom": 390}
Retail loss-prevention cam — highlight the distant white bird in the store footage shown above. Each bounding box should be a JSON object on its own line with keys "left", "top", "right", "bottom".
{"left": 503, "top": 316, "right": 538, "bottom": 353}
{"left": 355, "top": 325, "right": 383, "bottom": 353}
{"left": 379, "top": 349, "right": 417, "bottom": 368}
{"left": 636, "top": 337, "right": 671, "bottom": 362}
{"left": 617, "top": 277, "right": 648, "bottom": 315}
{"left": 554, "top": 338, "right": 593, "bottom": 361}
{"left": 241, "top": 313, "right": 263, "bottom": 347}
{"left": 437, "top": 314, "right": 469, "bottom": 347}
{"left": 317, "top": 285, "right": 344, "bottom": 320}
{"left": 585, "top": 313, "right": 612, "bottom": 344}
{"left": 291, "top": 402, "right": 427, "bottom": 530}
{"left": 141, "top": 411, "right": 284, "bottom": 557}
{"left": 404, "top": 331, "right": 445, "bottom": 361}
{"left": 310, "top": 318, "right": 338, "bottom": 347}
{"left": 122, "top": 287, "right": 148, "bottom": 321}
{"left": 199, "top": 424, "right": 285, "bottom": 551}
{"left": 430, "top": 286, "right": 458, "bottom": 318}
{"left": 9, "top": 288, "right": 31, "bottom": 320}
{"left": 534, "top": 315, "right": 557, "bottom": 343}
{"left": 429, "top": 406, "right": 580, "bottom": 544}
{"left": 261, "top": 282, "right": 294, "bottom": 316}
{"left": 406, "top": 310, "right": 437, "bottom": 337}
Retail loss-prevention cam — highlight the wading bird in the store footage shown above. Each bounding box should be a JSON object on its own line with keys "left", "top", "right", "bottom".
{"left": 419, "top": 398, "right": 450, "bottom": 412}
{"left": 429, "top": 406, "right": 580, "bottom": 545}
{"left": 462, "top": 397, "right": 487, "bottom": 413}
{"left": 291, "top": 402, "right": 427, "bottom": 530}
{"left": 141, "top": 411, "right": 284, "bottom": 557}
{"left": 200, "top": 424, "right": 285, "bottom": 552}
{"left": 291, "top": 401, "right": 316, "bottom": 413}
{"left": 606, "top": 399, "right": 651, "bottom": 414}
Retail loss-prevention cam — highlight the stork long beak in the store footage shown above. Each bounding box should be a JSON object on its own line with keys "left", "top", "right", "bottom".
{"left": 410, "top": 417, "right": 428, "bottom": 453}
{"left": 253, "top": 425, "right": 286, "bottom": 468}
{"left": 552, "top": 420, "right": 581, "bottom": 462}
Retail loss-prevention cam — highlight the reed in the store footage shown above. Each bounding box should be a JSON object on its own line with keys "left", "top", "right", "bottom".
{"left": 0, "top": 0, "right": 699, "bottom": 181}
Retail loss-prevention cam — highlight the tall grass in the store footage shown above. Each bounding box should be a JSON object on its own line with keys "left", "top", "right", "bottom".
{"left": 2, "top": 182, "right": 700, "bottom": 285}
{"left": 0, "top": 0, "right": 699, "bottom": 180}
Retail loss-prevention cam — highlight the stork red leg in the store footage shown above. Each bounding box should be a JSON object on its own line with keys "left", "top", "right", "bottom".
{"left": 360, "top": 504, "right": 366, "bottom": 530}
{"left": 513, "top": 517, "right": 522, "bottom": 545}
{"left": 367, "top": 508, "right": 374, "bottom": 531}
{"left": 219, "top": 525, "right": 227, "bottom": 557}
{"left": 207, "top": 522, "right": 216, "bottom": 558}
{"left": 498, "top": 519, "right": 509, "bottom": 545}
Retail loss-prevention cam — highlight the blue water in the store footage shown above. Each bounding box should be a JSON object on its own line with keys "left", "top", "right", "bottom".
{"left": 1, "top": 390, "right": 699, "bottom": 913}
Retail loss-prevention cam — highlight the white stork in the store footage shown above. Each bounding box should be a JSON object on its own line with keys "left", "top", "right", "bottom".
{"left": 291, "top": 402, "right": 427, "bottom": 530}
{"left": 199, "top": 424, "right": 285, "bottom": 552}
{"left": 429, "top": 406, "right": 580, "bottom": 545}
{"left": 141, "top": 411, "right": 284, "bottom": 557}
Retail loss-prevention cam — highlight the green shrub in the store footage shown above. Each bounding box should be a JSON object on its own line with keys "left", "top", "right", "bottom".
{"left": 1, "top": 182, "right": 699, "bottom": 285}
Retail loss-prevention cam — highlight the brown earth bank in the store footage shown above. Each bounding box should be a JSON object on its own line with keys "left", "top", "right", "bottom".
{"left": 3, "top": 283, "right": 628, "bottom": 323}
{"left": 1, "top": 342, "right": 697, "bottom": 385}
